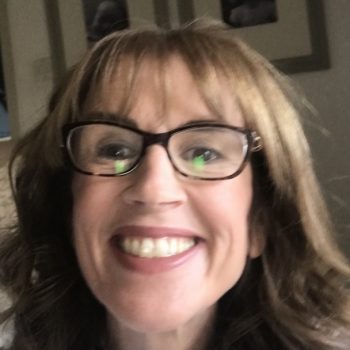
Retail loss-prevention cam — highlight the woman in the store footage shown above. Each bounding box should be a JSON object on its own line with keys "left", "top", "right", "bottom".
{"left": 1, "top": 20, "right": 350, "bottom": 350}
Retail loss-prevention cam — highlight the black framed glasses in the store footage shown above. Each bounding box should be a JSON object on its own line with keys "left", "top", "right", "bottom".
{"left": 62, "top": 121, "right": 262, "bottom": 181}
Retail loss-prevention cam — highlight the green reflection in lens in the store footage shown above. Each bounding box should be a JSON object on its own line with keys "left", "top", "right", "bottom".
{"left": 192, "top": 155, "right": 205, "bottom": 171}
{"left": 114, "top": 160, "right": 126, "bottom": 174}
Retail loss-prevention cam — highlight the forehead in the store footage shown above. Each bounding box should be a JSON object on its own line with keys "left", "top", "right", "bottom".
{"left": 83, "top": 56, "right": 245, "bottom": 129}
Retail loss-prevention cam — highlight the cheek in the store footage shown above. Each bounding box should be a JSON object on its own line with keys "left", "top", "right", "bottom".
{"left": 71, "top": 176, "right": 122, "bottom": 283}
{"left": 197, "top": 167, "right": 253, "bottom": 241}
{"left": 191, "top": 167, "right": 253, "bottom": 288}
{"left": 72, "top": 175, "right": 122, "bottom": 233}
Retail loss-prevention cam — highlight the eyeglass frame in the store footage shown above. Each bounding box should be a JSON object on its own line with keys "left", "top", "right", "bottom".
{"left": 61, "top": 120, "right": 262, "bottom": 181}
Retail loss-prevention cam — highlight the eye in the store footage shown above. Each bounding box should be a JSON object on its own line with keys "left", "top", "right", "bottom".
{"left": 182, "top": 147, "right": 222, "bottom": 164}
{"left": 97, "top": 143, "right": 138, "bottom": 160}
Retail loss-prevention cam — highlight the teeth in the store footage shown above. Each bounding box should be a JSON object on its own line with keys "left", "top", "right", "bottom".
{"left": 119, "top": 237, "right": 196, "bottom": 258}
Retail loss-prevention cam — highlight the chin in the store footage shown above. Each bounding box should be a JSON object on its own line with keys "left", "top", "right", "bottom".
{"left": 106, "top": 299, "right": 215, "bottom": 335}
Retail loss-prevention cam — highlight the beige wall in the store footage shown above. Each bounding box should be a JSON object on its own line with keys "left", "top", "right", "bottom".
{"left": 0, "top": 0, "right": 54, "bottom": 139}
{"left": 0, "top": 141, "right": 12, "bottom": 168}
{"left": 0, "top": 0, "right": 86, "bottom": 139}
{"left": 293, "top": 0, "right": 350, "bottom": 256}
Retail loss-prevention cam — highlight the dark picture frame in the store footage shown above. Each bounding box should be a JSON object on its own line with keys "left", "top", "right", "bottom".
{"left": 176, "top": 0, "right": 330, "bottom": 74}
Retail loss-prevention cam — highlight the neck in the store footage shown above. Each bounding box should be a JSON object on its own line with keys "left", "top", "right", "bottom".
{"left": 107, "top": 306, "right": 216, "bottom": 350}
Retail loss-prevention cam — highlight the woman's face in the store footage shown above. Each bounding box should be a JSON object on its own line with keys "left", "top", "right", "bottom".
{"left": 72, "top": 57, "right": 261, "bottom": 334}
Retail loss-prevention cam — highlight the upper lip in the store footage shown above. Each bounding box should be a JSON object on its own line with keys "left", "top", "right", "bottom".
{"left": 112, "top": 225, "right": 203, "bottom": 239}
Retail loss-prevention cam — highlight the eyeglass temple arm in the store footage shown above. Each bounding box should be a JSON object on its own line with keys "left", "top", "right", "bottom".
{"left": 251, "top": 131, "right": 263, "bottom": 152}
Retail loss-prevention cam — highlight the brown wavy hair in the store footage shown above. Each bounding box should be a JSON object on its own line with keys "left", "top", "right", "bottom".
{"left": 1, "top": 19, "right": 350, "bottom": 350}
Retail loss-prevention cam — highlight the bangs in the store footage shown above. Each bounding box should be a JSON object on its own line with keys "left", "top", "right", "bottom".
{"left": 68, "top": 27, "right": 268, "bottom": 126}
{"left": 43, "top": 22, "right": 289, "bottom": 170}
{"left": 71, "top": 30, "right": 172, "bottom": 123}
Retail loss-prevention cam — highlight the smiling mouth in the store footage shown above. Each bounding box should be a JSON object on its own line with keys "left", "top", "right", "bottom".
{"left": 118, "top": 236, "right": 197, "bottom": 258}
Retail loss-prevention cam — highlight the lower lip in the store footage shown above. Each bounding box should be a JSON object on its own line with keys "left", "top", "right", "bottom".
{"left": 110, "top": 237, "right": 202, "bottom": 274}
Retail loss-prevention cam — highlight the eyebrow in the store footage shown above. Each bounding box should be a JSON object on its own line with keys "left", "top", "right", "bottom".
{"left": 83, "top": 112, "right": 138, "bottom": 128}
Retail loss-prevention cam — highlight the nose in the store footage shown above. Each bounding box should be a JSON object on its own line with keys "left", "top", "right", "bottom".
{"left": 122, "top": 145, "right": 187, "bottom": 208}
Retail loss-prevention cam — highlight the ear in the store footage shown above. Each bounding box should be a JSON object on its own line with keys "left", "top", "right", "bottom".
{"left": 248, "top": 230, "right": 265, "bottom": 258}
